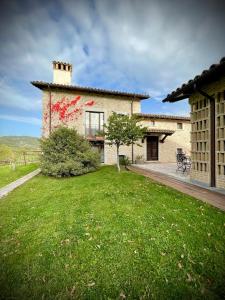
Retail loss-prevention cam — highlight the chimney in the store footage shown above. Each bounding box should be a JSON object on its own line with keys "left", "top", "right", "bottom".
{"left": 53, "top": 61, "right": 72, "bottom": 85}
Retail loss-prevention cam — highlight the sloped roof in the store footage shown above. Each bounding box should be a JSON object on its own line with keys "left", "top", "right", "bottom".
{"left": 163, "top": 56, "right": 225, "bottom": 102}
{"left": 136, "top": 113, "right": 190, "bottom": 121}
{"left": 145, "top": 128, "right": 175, "bottom": 134}
{"left": 31, "top": 81, "right": 149, "bottom": 100}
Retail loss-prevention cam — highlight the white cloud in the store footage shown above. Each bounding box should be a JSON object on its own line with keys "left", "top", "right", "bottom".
{"left": 0, "top": 0, "right": 224, "bottom": 120}
{"left": 0, "top": 80, "right": 41, "bottom": 111}
{"left": 0, "top": 114, "right": 41, "bottom": 126}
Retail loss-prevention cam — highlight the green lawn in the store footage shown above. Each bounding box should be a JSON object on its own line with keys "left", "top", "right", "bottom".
{"left": 0, "top": 163, "right": 39, "bottom": 188}
{"left": 0, "top": 166, "right": 225, "bottom": 299}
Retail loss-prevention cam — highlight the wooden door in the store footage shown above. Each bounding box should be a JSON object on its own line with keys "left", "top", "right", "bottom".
{"left": 147, "top": 136, "right": 158, "bottom": 160}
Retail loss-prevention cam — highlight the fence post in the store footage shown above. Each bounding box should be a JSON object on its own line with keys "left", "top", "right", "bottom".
{"left": 23, "top": 151, "right": 27, "bottom": 165}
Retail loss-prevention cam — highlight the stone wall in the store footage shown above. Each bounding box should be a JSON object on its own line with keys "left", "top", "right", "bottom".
{"left": 42, "top": 89, "right": 191, "bottom": 165}
{"left": 42, "top": 90, "right": 140, "bottom": 136}
{"left": 42, "top": 89, "right": 140, "bottom": 165}
{"left": 138, "top": 119, "right": 191, "bottom": 162}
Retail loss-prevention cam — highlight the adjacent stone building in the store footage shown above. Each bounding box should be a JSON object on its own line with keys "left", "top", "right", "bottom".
{"left": 32, "top": 61, "right": 190, "bottom": 165}
{"left": 135, "top": 114, "right": 190, "bottom": 162}
{"left": 163, "top": 57, "right": 225, "bottom": 190}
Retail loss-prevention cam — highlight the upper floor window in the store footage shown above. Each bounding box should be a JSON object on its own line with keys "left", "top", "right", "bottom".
{"left": 177, "top": 122, "right": 183, "bottom": 130}
{"left": 85, "top": 111, "right": 104, "bottom": 136}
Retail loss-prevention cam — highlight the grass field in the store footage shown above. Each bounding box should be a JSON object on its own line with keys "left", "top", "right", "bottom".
{"left": 0, "top": 166, "right": 225, "bottom": 299}
{"left": 0, "top": 163, "right": 39, "bottom": 188}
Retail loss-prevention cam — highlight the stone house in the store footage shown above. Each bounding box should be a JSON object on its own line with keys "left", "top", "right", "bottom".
{"left": 163, "top": 57, "right": 225, "bottom": 190}
{"left": 32, "top": 61, "right": 190, "bottom": 164}
{"left": 135, "top": 113, "right": 190, "bottom": 162}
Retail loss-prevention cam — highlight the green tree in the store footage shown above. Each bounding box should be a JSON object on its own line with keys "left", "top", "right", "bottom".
{"left": 103, "top": 113, "right": 146, "bottom": 172}
{"left": 40, "top": 127, "right": 100, "bottom": 177}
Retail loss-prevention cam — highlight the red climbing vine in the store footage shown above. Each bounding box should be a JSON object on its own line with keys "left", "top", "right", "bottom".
{"left": 43, "top": 95, "right": 95, "bottom": 131}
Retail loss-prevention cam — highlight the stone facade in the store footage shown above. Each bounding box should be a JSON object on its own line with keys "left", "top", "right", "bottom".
{"left": 34, "top": 61, "right": 191, "bottom": 166}
{"left": 41, "top": 88, "right": 190, "bottom": 164}
{"left": 42, "top": 89, "right": 141, "bottom": 164}
{"left": 139, "top": 119, "right": 191, "bottom": 162}
{"left": 189, "top": 76, "right": 225, "bottom": 189}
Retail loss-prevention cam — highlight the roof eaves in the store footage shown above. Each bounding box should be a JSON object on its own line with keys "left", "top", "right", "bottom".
{"left": 31, "top": 81, "right": 150, "bottom": 100}
{"left": 163, "top": 56, "right": 225, "bottom": 103}
{"left": 135, "top": 113, "right": 191, "bottom": 121}
{"left": 145, "top": 128, "right": 175, "bottom": 134}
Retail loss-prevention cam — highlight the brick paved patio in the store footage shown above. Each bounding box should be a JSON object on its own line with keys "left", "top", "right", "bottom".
{"left": 129, "top": 164, "right": 225, "bottom": 211}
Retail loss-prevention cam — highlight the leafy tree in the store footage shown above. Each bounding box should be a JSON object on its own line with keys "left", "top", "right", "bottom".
{"left": 103, "top": 113, "right": 146, "bottom": 172}
{"left": 40, "top": 127, "right": 100, "bottom": 177}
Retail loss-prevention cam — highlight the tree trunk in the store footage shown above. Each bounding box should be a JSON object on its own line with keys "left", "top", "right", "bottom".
{"left": 131, "top": 141, "right": 134, "bottom": 164}
{"left": 116, "top": 144, "right": 120, "bottom": 172}
{"left": 23, "top": 151, "right": 26, "bottom": 165}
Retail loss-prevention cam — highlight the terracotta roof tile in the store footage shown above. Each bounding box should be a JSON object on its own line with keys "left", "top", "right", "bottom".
{"left": 145, "top": 128, "right": 175, "bottom": 134}
{"left": 31, "top": 81, "right": 149, "bottom": 100}
{"left": 135, "top": 113, "right": 190, "bottom": 121}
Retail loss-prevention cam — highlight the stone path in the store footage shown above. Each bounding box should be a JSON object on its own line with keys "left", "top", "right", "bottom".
{"left": 135, "top": 162, "right": 191, "bottom": 182}
{"left": 129, "top": 165, "right": 225, "bottom": 211}
{"left": 0, "top": 168, "right": 41, "bottom": 199}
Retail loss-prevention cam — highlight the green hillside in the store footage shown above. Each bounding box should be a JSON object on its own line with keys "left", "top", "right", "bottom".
{"left": 0, "top": 136, "right": 40, "bottom": 149}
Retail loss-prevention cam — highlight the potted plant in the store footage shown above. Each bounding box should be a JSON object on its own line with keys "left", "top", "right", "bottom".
{"left": 135, "top": 155, "right": 144, "bottom": 164}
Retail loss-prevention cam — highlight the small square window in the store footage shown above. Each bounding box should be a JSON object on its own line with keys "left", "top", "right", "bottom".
{"left": 177, "top": 123, "right": 183, "bottom": 130}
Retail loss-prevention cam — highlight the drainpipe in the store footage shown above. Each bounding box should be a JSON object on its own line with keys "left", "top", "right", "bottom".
{"left": 131, "top": 99, "right": 134, "bottom": 164}
{"left": 48, "top": 84, "right": 52, "bottom": 135}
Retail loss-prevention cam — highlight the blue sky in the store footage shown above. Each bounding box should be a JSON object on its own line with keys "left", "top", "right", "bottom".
{"left": 0, "top": 0, "right": 225, "bottom": 137}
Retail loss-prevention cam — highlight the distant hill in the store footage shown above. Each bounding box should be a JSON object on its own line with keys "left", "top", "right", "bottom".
{"left": 0, "top": 136, "right": 40, "bottom": 149}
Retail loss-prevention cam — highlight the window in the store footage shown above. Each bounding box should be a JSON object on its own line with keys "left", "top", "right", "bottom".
{"left": 85, "top": 111, "right": 104, "bottom": 136}
{"left": 177, "top": 122, "right": 183, "bottom": 130}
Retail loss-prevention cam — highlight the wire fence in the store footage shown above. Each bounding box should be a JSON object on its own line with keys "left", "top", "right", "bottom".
{"left": 0, "top": 150, "right": 42, "bottom": 166}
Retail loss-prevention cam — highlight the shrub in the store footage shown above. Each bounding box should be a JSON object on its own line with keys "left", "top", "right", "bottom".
{"left": 119, "top": 155, "right": 131, "bottom": 169}
{"left": 40, "top": 127, "right": 100, "bottom": 177}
